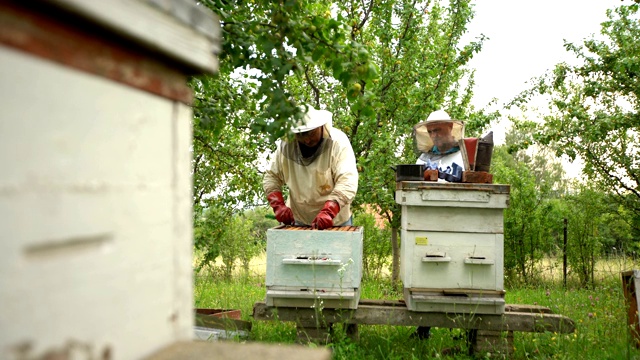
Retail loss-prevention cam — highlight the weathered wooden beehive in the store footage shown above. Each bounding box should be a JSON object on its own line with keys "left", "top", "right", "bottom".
{"left": 396, "top": 182, "right": 510, "bottom": 314}
{"left": 0, "top": 1, "right": 220, "bottom": 358}
{"left": 266, "top": 225, "right": 363, "bottom": 309}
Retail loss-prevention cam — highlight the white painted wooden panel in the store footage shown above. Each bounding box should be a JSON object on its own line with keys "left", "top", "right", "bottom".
{"left": 265, "top": 227, "right": 363, "bottom": 290}
{"left": 401, "top": 231, "right": 504, "bottom": 290}
{"left": 402, "top": 206, "right": 505, "bottom": 233}
{"left": 170, "top": 101, "right": 195, "bottom": 340}
{"left": 396, "top": 188, "right": 510, "bottom": 209}
{"left": 0, "top": 47, "right": 193, "bottom": 360}
{"left": 267, "top": 288, "right": 360, "bottom": 309}
{"left": 403, "top": 288, "right": 505, "bottom": 314}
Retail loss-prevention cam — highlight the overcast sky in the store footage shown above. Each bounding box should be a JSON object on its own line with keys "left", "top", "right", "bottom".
{"left": 458, "top": 1, "right": 623, "bottom": 175}
{"left": 464, "top": 0, "right": 621, "bottom": 109}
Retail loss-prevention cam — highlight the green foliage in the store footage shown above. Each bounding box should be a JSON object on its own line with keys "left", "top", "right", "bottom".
{"left": 494, "top": 113, "right": 640, "bottom": 286}
{"left": 493, "top": 145, "right": 542, "bottom": 284}
{"left": 563, "top": 186, "right": 608, "bottom": 288}
{"left": 218, "top": 213, "right": 263, "bottom": 279}
{"left": 191, "top": 74, "right": 270, "bottom": 212}
{"left": 508, "top": 4, "right": 640, "bottom": 221}
{"left": 492, "top": 137, "right": 568, "bottom": 286}
{"left": 199, "top": 0, "right": 380, "bottom": 141}
{"left": 353, "top": 210, "right": 391, "bottom": 280}
{"left": 494, "top": 124, "right": 637, "bottom": 287}
{"left": 244, "top": 206, "right": 280, "bottom": 247}
{"left": 494, "top": 135, "right": 639, "bottom": 287}
{"left": 195, "top": 207, "right": 275, "bottom": 278}
{"left": 193, "top": 205, "right": 230, "bottom": 272}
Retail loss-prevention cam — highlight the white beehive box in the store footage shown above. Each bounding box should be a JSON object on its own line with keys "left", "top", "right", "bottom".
{"left": 396, "top": 182, "right": 510, "bottom": 314}
{"left": 266, "top": 225, "right": 363, "bottom": 309}
{"left": 0, "top": 1, "right": 220, "bottom": 358}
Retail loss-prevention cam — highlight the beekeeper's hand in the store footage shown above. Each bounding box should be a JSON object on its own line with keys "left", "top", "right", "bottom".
{"left": 312, "top": 201, "right": 340, "bottom": 230}
{"left": 267, "top": 192, "right": 294, "bottom": 225}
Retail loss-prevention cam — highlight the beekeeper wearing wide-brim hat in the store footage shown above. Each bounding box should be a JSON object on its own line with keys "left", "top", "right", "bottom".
{"left": 290, "top": 107, "right": 332, "bottom": 133}
{"left": 413, "top": 109, "right": 465, "bottom": 170}
{"left": 263, "top": 106, "right": 358, "bottom": 230}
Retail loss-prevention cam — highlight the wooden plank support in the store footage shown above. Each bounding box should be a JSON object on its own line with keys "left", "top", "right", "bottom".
{"left": 195, "top": 313, "right": 252, "bottom": 332}
{"left": 297, "top": 325, "right": 331, "bottom": 344}
{"left": 504, "top": 304, "right": 554, "bottom": 314}
{"left": 295, "top": 322, "right": 358, "bottom": 344}
{"left": 469, "top": 330, "right": 514, "bottom": 357}
{"left": 252, "top": 301, "right": 575, "bottom": 334}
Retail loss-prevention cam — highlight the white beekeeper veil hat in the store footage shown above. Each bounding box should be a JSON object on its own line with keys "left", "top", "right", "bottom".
{"left": 413, "top": 110, "right": 465, "bottom": 153}
{"left": 291, "top": 107, "right": 332, "bottom": 133}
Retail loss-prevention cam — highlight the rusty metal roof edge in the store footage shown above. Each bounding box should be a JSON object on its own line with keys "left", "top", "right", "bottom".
{"left": 48, "top": 0, "right": 221, "bottom": 75}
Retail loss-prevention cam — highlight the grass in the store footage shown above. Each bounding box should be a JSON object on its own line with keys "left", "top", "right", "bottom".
{"left": 506, "top": 284, "right": 637, "bottom": 360}
{"left": 194, "top": 256, "right": 640, "bottom": 359}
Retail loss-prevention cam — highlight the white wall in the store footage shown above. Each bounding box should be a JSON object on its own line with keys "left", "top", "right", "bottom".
{"left": 0, "top": 46, "right": 193, "bottom": 359}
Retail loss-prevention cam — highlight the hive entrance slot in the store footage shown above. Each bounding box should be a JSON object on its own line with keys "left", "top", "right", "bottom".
{"left": 441, "top": 289, "right": 474, "bottom": 298}
{"left": 422, "top": 252, "right": 451, "bottom": 262}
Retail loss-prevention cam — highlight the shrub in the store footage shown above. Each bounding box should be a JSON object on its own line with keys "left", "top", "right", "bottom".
{"left": 354, "top": 211, "right": 392, "bottom": 280}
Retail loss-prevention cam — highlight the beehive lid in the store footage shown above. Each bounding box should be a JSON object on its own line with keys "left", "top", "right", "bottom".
{"left": 270, "top": 225, "right": 362, "bottom": 232}
{"left": 396, "top": 181, "right": 510, "bottom": 194}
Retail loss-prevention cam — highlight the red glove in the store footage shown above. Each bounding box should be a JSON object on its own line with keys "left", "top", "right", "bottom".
{"left": 312, "top": 201, "right": 340, "bottom": 230}
{"left": 267, "top": 192, "right": 294, "bottom": 225}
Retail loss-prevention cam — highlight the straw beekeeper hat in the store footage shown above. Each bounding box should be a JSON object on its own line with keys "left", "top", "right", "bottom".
{"left": 413, "top": 110, "right": 465, "bottom": 153}
{"left": 291, "top": 107, "right": 332, "bottom": 133}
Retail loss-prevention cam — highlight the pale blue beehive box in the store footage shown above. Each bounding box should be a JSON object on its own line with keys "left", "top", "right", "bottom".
{"left": 265, "top": 225, "right": 363, "bottom": 309}
{"left": 396, "top": 182, "right": 510, "bottom": 314}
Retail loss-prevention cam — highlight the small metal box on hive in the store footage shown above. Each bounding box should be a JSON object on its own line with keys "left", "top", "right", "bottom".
{"left": 266, "top": 225, "right": 363, "bottom": 309}
{"left": 396, "top": 182, "right": 510, "bottom": 314}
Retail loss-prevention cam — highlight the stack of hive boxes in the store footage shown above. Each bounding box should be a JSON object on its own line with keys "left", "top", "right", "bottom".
{"left": 396, "top": 182, "right": 510, "bottom": 314}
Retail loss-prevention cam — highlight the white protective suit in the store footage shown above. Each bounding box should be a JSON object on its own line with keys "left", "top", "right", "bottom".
{"left": 263, "top": 122, "right": 358, "bottom": 226}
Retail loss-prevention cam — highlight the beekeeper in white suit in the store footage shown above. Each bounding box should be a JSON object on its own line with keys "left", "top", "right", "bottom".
{"left": 413, "top": 109, "right": 465, "bottom": 172}
{"left": 263, "top": 106, "right": 358, "bottom": 230}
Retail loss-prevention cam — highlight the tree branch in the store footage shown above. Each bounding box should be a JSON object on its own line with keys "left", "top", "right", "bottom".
{"left": 304, "top": 65, "right": 321, "bottom": 107}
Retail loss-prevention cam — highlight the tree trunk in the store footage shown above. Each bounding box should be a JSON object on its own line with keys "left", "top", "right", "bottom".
{"left": 391, "top": 227, "right": 400, "bottom": 286}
